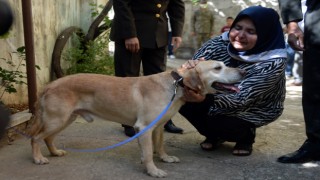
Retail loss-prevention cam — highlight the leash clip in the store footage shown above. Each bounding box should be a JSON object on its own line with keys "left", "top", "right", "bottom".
{"left": 172, "top": 78, "right": 182, "bottom": 101}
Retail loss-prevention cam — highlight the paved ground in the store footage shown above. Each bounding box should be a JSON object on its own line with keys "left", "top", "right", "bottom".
{"left": 0, "top": 58, "right": 319, "bottom": 180}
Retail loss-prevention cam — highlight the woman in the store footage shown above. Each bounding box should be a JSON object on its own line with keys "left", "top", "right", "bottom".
{"left": 180, "top": 6, "right": 287, "bottom": 156}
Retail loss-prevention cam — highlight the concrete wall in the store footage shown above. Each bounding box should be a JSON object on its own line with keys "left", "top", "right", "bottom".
{"left": 0, "top": 0, "right": 108, "bottom": 104}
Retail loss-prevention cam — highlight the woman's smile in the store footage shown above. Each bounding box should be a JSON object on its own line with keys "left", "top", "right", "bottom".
{"left": 229, "top": 17, "right": 257, "bottom": 51}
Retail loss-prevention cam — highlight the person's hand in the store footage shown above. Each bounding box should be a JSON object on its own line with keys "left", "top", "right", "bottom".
{"left": 125, "top": 37, "right": 140, "bottom": 53}
{"left": 182, "top": 86, "right": 205, "bottom": 102}
{"left": 287, "top": 22, "right": 304, "bottom": 51}
{"left": 171, "top": 36, "right": 182, "bottom": 51}
{"left": 181, "top": 58, "right": 205, "bottom": 69}
{"left": 178, "top": 58, "right": 205, "bottom": 76}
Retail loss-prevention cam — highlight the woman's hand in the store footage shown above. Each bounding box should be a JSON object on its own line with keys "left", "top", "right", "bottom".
{"left": 181, "top": 58, "right": 205, "bottom": 69}
{"left": 179, "top": 58, "right": 206, "bottom": 103}
{"left": 182, "top": 86, "right": 205, "bottom": 102}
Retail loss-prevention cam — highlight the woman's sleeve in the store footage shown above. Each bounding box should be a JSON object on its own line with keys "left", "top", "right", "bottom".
{"left": 209, "top": 59, "right": 285, "bottom": 114}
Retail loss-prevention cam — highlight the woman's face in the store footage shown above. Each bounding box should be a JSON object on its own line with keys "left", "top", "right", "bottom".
{"left": 229, "top": 17, "right": 257, "bottom": 51}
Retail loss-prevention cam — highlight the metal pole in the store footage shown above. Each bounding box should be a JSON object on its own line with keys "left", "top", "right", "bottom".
{"left": 21, "top": 0, "right": 37, "bottom": 114}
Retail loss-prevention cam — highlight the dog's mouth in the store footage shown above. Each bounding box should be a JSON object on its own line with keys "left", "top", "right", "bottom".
{"left": 211, "top": 82, "right": 240, "bottom": 93}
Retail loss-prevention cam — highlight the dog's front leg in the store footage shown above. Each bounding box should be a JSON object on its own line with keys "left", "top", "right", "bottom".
{"left": 138, "top": 130, "right": 167, "bottom": 178}
{"left": 153, "top": 126, "right": 180, "bottom": 163}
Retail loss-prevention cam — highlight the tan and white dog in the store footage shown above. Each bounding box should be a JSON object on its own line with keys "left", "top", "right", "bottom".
{"left": 28, "top": 60, "right": 245, "bottom": 177}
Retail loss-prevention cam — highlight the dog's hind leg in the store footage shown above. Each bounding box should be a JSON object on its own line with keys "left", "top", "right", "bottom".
{"left": 153, "top": 125, "right": 180, "bottom": 163}
{"left": 32, "top": 112, "right": 75, "bottom": 164}
{"left": 45, "top": 114, "right": 77, "bottom": 157}
{"left": 137, "top": 128, "right": 167, "bottom": 178}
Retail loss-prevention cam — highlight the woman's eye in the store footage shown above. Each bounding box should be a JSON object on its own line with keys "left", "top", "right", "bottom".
{"left": 248, "top": 30, "right": 256, "bottom": 35}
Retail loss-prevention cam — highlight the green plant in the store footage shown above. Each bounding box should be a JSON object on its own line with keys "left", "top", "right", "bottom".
{"left": 62, "top": 2, "right": 114, "bottom": 76}
{"left": 191, "top": 0, "right": 200, "bottom": 5}
{"left": 89, "top": 2, "right": 112, "bottom": 25}
{"left": 0, "top": 46, "right": 40, "bottom": 100}
{"left": 62, "top": 31, "right": 114, "bottom": 76}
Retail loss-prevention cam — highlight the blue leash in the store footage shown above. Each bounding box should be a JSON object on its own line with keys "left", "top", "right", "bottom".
{"left": 62, "top": 79, "right": 181, "bottom": 153}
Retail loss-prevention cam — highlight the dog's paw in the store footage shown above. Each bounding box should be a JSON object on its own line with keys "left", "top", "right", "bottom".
{"left": 148, "top": 168, "right": 167, "bottom": 178}
{"left": 34, "top": 157, "right": 49, "bottom": 165}
{"left": 161, "top": 155, "right": 180, "bottom": 163}
{"left": 51, "top": 149, "right": 67, "bottom": 157}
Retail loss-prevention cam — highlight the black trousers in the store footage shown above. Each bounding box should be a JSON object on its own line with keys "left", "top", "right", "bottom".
{"left": 114, "top": 41, "right": 167, "bottom": 77}
{"left": 114, "top": 41, "right": 167, "bottom": 128}
{"left": 302, "top": 4, "right": 320, "bottom": 147}
{"left": 179, "top": 101, "right": 256, "bottom": 144}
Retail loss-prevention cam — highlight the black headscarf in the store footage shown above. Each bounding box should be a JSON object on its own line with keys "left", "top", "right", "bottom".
{"left": 228, "top": 6, "right": 286, "bottom": 59}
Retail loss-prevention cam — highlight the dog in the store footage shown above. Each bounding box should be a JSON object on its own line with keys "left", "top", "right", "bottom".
{"left": 28, "top": 60, "right": 245, "bottom": 177}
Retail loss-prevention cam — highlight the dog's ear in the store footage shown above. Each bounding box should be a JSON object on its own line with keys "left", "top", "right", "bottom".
{"left": 182, "top": 68, "right": 205, "bottom": 93}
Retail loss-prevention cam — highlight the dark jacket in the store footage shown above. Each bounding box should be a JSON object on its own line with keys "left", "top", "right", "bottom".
{"left": 278, "top": 0, "right": 320, "bottom": 45}
{"left": 110, "top": 0, "right": 185, "bottom": 48}
{"left": 278, "top": 0, "right": 303, "bottom": 24}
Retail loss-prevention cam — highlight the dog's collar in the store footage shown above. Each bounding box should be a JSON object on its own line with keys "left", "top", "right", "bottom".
{"left": 171, "top": 71, "right": 184, "bottom": 87}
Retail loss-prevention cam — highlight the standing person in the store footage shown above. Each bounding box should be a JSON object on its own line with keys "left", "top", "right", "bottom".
{"left": 110, "top": 0, "right": 185, "bottom": 137}
{"left": 180, "top": 6, "right": 287, "bottom": 156}
{"left": 220, "top": 16, "right": 234, "bottom": 33}
{"left": 277, "top": 0, "right": 320, "bottom": 163}
{"left": 191, "top": 0, "right": 215, "bottom": 50}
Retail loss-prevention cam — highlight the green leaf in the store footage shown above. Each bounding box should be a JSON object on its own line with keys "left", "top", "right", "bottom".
{"left": 17, "top": 46, "right": 26, "bottom": 54}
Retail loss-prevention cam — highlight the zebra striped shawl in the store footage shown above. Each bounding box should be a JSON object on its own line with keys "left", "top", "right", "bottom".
{"left": 192, "top": 35, "right": 287, "bottom": 127}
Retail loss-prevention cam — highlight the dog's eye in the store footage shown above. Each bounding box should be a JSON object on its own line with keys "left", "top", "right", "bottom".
{"left": 214, "top": 66, "right": 222, "bottom": 71}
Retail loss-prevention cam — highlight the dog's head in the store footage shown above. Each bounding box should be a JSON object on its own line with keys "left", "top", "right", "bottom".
{"left": 181, "top": 60, "right": 246, "bottom": 95}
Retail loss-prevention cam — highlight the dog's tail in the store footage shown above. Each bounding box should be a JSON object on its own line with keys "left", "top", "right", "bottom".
{"left": 26, "top": 90, "right": 46, "bottom": 137}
